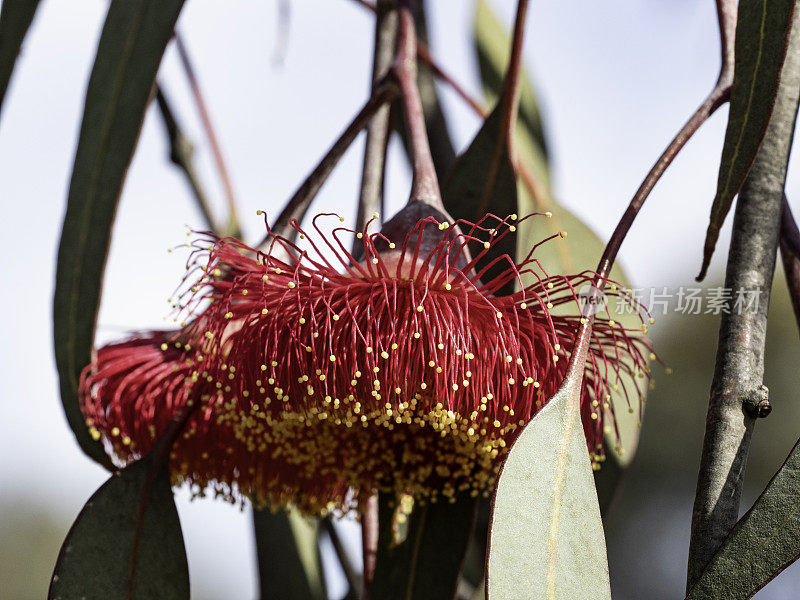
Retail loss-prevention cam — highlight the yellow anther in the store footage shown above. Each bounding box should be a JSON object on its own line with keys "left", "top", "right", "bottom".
{"left": 288, "top": 282, "right": 296, "bottom": 289}
{"left": 329, "top": 355, "right": 336, "bottom": 362}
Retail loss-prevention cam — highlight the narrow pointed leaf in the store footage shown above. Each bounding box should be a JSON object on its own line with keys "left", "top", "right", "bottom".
{"left": 49, "top": 456, "right": 189, "bottom": 600}
{"left": 253, "top": 507, "right": 327, "bottom": 600}
{"left": 487, "top": 334, "right": 611, "bottom": 600}
{"left": 0, "top": 0, "right": 40, "bottom": 117}
{"left": 441, "top": 106, "right": 517, "bottom": 295}
{"left": 686, "top": 437, "right": 800, "bottom": 599}
{"left": 473, "top": 0, "right": 548, "bottom": 188}
{"left": 53, "top": 0, "right": 185, "bottom": 467}
{"left": 370, "top": 491, "right": 478, "bottom": 600}
{"left": 698, "top": 0, "right": 797, "bottom": 280}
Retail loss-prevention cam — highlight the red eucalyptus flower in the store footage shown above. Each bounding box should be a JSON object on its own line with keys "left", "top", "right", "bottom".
{"left": 80, "top": 211, "right": 652, "bottom": 514}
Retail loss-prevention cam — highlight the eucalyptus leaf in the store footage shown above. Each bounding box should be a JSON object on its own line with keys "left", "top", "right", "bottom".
{"left": 686, "top": 437, "right": 800, "bottom": 599}
{"left": 52, "top": 0, "right": 185, "bottom": 467}
{"left": 49, "top": 456, "right": 189, "bottom": 600}
{"left": 369, "top": 491, "right": 478, "bottom": 600}
{"left": 253, "top": 507, "right": 327, "bottom": 600}
{"left": 0, "top": 0, "right": 40, "bottom": 117}
{"left": 486, "top": 336, "right": 611, "bottom": 600}
{"left": 698, "top": 0, "right": 797, "bottom": 280}
{"left": 441, "top": 105, "right": 518, "bottom": 296}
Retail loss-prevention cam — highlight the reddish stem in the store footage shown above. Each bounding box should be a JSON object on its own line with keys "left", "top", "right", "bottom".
{"left": 361, "top": 494, "right": 379, "bottom": 595}
{"left": 392, "top": 1, "right": 442, "bottom": 209}
{"left": 175, "top": 33, "right": 241, "bottom": 235}
{"left": 500, "top": 0, "right": 529, "bottom": 161}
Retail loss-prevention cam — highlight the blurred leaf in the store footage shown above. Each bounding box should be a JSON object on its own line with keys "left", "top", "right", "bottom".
{"left": 52, "top": 0, "right": 185, "bottom": 467}
{"left": 253, "top": 507, "right": 327, "bottom": 600}
{"left": 473, "top": 0, "right": 549, "bottom": 188}
{"left": 487, "top": 341, "right": 611, "bottom": 599}
{"left": 0, "top": 0, "right": 40, "bottom": 118}
{"left": 698, "top": 0, "right": 796, "bottom": 280}
{"left": 49, "top": 456, "right": 189, "bottom": 600}
{"left": 369, "top": 492, "right": 478, "bottom": 600}
{"left": 686, "top": 437, "right": 800, "bottom": 599}
{"left": 442, "top": 105, "right": 518, "bottom": 295}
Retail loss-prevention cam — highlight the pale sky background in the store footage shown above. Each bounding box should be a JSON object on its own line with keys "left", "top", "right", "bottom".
{"left": 1, "top": 0, "right": 799, "bottom": 598}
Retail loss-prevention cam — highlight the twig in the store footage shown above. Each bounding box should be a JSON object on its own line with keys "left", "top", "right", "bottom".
{"left": 414, "top": 1, "right": 456, "bottom": 179}
{"left": 260, "top": 82, "right": 398, "bottom": 245}
{"left": 154, "top": 87, "right": 218, "bottom": 234}
{"left": 174, "top": 32, "right": 241, "bottom": 236}
{"left": 595, "top": 0, "right": 735, "bottom": 281}
{"left": 499, "top": 0, "right": 529, "bottom": 162}
{"left": 354, "top": 0, "right": 397, "bottom": 253}
{"left": 687, "top": 8, "right": 800, "bottom": 590}
{"left": 321, "top": 518, "right": 362, "bottom": 599}
{"left": 361, "top": 494, "right": 379, "bottom": 595}
{"left": 392, "top": 0, "right": 441, "bottom": 208}
{"left": 779, "top": 197, "right": 800, "bottom": 334}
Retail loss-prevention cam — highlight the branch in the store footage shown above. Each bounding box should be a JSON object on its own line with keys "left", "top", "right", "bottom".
{"left": 354, "top": 0, "right": 397, "bottom": 252}
{"left": 262, "top": 82, "right": 397, "bottom": 245}
{"left": 321, "top": 518, "right": 362, "bottom": 600}
{"left": 779, "top": 197, "right": 800, "bottom": 335}
{"left": 154, "top": 86, "right": 218, "bottom": 234}
{"left": 174, "top": 32, "right": 241, "bottom": 236}
{"left": 687, "top": 9, "right": 800, "bottom": 589}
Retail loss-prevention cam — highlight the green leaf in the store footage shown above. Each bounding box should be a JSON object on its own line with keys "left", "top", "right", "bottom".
{"left": 686, "top": 436, "right": 800, "bottom": 599}
{"left": 0, "top": 0, "right": 40, "bottom": 118}
{"left": 49, "top": 456, "right": 189, "bottom": 600}
{"left": 369, "top": 491, "right": 478, "bottom": 600}
{"left": 252, "top": 507, "right": 327, "bottom": 600}
{"left": 473, "top": 0, "right": 549, "bottom": 188}
{"left": 698, "top": 0, "right": 797, "bottom": 280}
{"left": 52, "top": 0, "right": 186, "bottom": 467}
{"left": 486, "top": 338, "right": 611, "bottom": 600}
{"left": 441, "top": 105, "right": 518, "bottom": 296}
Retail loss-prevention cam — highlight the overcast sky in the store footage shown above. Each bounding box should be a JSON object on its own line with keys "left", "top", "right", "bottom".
{"left": 2, "top": 1, "right": 798, "bottom": 598}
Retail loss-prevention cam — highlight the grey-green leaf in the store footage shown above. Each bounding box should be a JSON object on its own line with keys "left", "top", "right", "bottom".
{"left": 487, "top": 335, "right": 611, "bottom": 600}
{"left": 253, "top": 507, "right": 327, "bottom": 600}
{"left": 0, "top": 0, "right": 41, "bottom": 118}
{"left": 52, "top": 0, "right": 186, "bottom": 467}
{"left": 49, "top": 456, "right": 189, "bottom": 600}
{"left": 698, "top": 0, "right": 797, "bottom": 280}
{"left": 441, "top": 105, "right": 517, "bottom": 295}
{"left": 686, "top": 437, "right": 800, "bottom": 599}
{"left": 369, "top": 491, "right": 478, "bottom": 600}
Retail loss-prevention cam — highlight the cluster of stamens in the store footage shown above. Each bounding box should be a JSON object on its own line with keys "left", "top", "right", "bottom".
{"left": 81, "top": 212, "right": 654, "bottom": 514}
